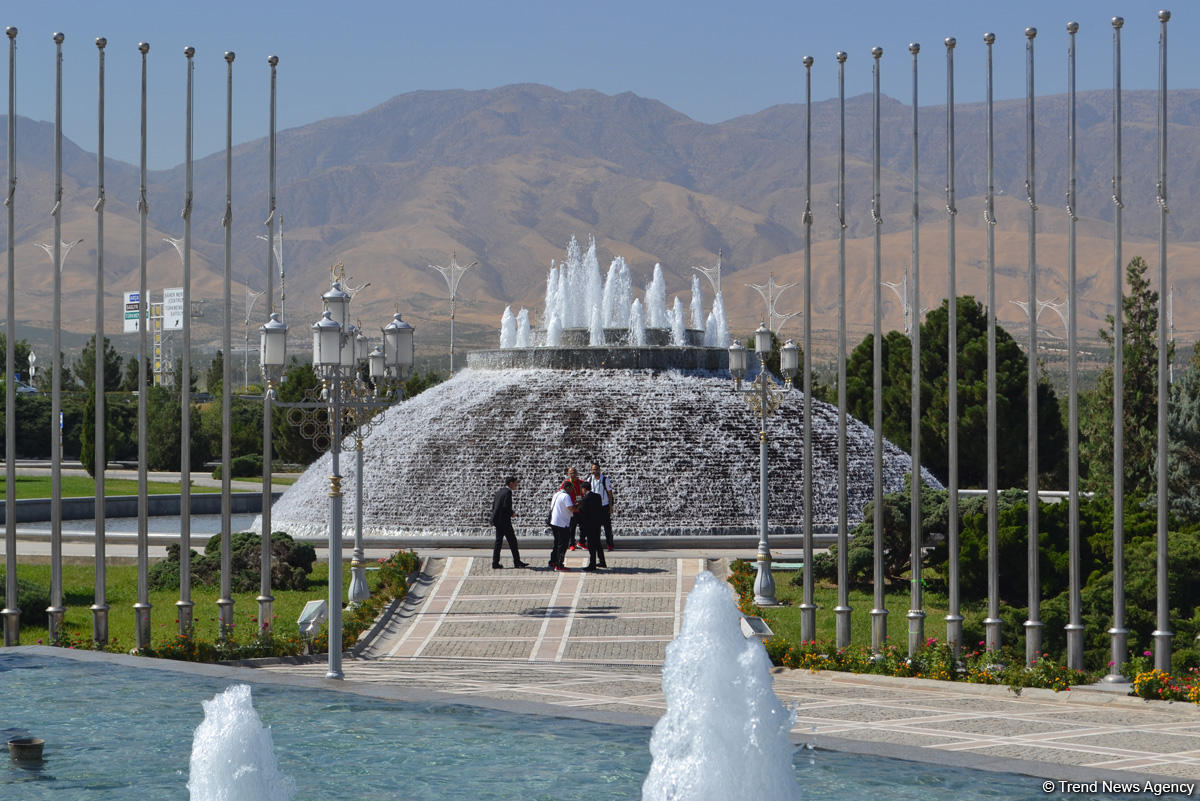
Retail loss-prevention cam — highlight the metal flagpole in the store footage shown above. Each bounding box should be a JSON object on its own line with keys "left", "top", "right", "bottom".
{"left": 177, "top": 45, "right": 195, "bottom": 636}
{"left": 799, "top": 54, "right": 816, "bottom": 643}
{"left": 834, "top": 49, "right": 851, "bottom": 648}
{"left": 1024, "top": 26, "right": 1043, "bottom": 666}
{"left": 944, "top": 35, "right": 962, "bottom": 660}
{"left": 1104, "top": 15, "right": 1130, "bottom": 684}
{"left": 907, "top": 41, "right": 925, "bottom": 657}
{"left": 134, "top": 41, "right": 152, "bottom": 651}
{"left": 1, "top": 25, "right": 15, "bottom": 647}
{"left": 1152, "top": 9, "right": 1173, "bottom": 672}
{"left": 983, "top": 31, "right": 1002, "bottom": 655}
{"left": 1065, "top": 21, "right": 1085, "bottom": 671}
{"left": 869, "top": 45, "right": 886, "bottom": 656}
{"left": 48, "top": 32, "right": 66, "bottom": 642}
{"left": 217, "top": 51, "right": 236, "bottom": 638}
{"left": 91, "top": 35, "right": 109, "bottom": 646}
{"left": 259, "top": 54, "right": 279, "bottom": 633}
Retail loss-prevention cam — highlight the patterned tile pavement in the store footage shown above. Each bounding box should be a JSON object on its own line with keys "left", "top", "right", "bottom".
{"left": 250, "top": 553, "right": 1200, "bottom": 787}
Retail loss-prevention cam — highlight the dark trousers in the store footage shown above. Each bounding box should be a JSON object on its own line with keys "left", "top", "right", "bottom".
{"left": 599, "top": 505, "right": 613, "bottom": 548}
{"left": 569, "top": 513, "right": 582, "bottom": 545}
{"left": 492, "top": 521, "right": 520, "bottom": 566}
{"left": 550, "top": 525, "right": 571, "bottom": 566}
{"left": 584, "top": 524, "right": 606, "bottom": 568}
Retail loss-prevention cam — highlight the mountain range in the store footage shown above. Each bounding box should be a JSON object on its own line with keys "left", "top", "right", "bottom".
{"left": 1, "top": 82, "right": 1199, "bottom": 364}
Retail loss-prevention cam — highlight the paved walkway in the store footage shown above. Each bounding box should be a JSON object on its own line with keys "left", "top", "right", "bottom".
{"left": 249, "top": 552, "right": 1200, "bottom": 787}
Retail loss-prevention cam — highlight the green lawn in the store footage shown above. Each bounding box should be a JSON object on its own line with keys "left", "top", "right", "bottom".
{"left": 5, "top": 560, "right": 366, "bottom": 651}
{"left": 0, "top": 474, "right": 296, "bottom": 499}
{"left": 754, "top": 569, "right": 991, "bottom": 649}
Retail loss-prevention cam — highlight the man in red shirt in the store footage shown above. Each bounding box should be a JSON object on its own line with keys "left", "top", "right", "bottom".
{"left": 562, "top": 466, "right": 587, "bottom": 550}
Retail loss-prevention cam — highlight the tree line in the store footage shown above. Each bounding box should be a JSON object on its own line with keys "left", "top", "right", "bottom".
{"left": 0, "top": 342, "right": 443, "bottom": 472}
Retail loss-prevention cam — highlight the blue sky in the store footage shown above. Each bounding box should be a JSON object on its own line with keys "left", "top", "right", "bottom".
{"left": 0, "top": 1, "right": 1188, "bottom": 170}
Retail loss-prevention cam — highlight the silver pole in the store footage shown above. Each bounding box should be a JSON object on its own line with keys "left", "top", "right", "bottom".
{"left": 217, "top": 51, "right": 236, "bottom": 638}
{"left": 177, "top": 45, "right": 195, "bottom": 637}
{"left": 1, "top": 26, "right": 16, "bottom": 648}
{"left": 47, "top": 32, "right": 66, "bottom": 642}
{"left": 869, "top": 45, "right": 886, "bottom": 655}
{"left": 944, "top": 36, "right": 962, "bottom": 659}
{"left": 800, "top": 54, "right": 816, "bottom": 642}
{"left": 1153, "top": 9, "right": 1173, "bottom": 672}
{"left": 328, "top": 375, "right": 344, "bottom": 679}
{"left": 834, "top": 49, "right": 851, "bottom": 648}
{"left": 1024, "top": 26, "right": 1043, "bottom": 666}
{"left": 1065, "top": 21, "right": 1085, "bottom": 670}
{"left": 348, "top": 434, "right": 368, "bottom": 603}
{"left": 259, "top": 54, "right": 279, "bottom": 633}
{"left": 907, "top": 42, "right": 925, "bottom": 657}
{"left": 1105, "top": 15, "right": 1129, "bottom": 684}
{"left": 91, "top": 35, "right": 109, "bottom": 646}
{"left": 754, "top": 361, "right": 777, "bottom": 606}
{"left": 133, "top": 42, "right": 151, "bottom": 651}
{"left": 983, "top": 32, "right": 1001, "bottom": 655}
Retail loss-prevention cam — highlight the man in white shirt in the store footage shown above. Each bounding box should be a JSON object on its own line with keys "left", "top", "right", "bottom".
{"left": 589, "top": 461, "right": 616, "bottom": 551}
{"left": 548, "top": 484, "right": 577, "bottom": 571}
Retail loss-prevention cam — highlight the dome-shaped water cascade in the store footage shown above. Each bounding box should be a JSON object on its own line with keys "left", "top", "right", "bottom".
{"left": 268, "top": 367, "right": 939, "bottom": 539}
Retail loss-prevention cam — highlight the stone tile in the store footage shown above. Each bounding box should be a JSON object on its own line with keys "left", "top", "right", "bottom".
{"left": 1054, "top": 731, "right": 1200, "bottom": 754}
{"left": 807, "top": 728, "right": 969, "bottom": 748}
{"left": 421, "top": 639, "right": 535, "bottom": 659}
{"left": 576, "top": 596, "right": 675, "bottom": 613}
{"left": 570, "top": 617, "right": 675, "bottom": 637}
{"left": 435, "top": 620, "right": 545, "bottom": 638}
{"left": 562, "top": 641, "right": 667, "bottom": 662}
{"left": 452, "top": 599, "right": 557, "bottom": 614}
{"left": 577, "top": 577, "right": 678, "bottom": 593}
{"left": 915, "top": 717, "right": 1092, "bottom": 737}
{"left": 456, "top": 578, "right": 559, "bottom": 596}
{"left": 962, "top": 744, "right": 1145, "bottom": 767}
{"left": 794, "top": 704, "right": 945, "bottom": 723}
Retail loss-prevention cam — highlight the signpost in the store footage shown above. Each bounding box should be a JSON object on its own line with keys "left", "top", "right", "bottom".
{"left": 162, "top": 286, "right": 183, "bottom": 331}
{"left": 124, "top": 291, "right": 141, "bottom": 333}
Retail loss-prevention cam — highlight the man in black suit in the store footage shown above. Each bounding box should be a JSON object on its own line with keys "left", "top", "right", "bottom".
{"left": 577, "top": 485, "right": 608, "bottom": 571}
{"left": 491, "top": 476, "right": 529, "bottom": 569}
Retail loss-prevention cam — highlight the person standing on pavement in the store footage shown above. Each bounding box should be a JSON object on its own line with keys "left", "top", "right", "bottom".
{"left": 588, "top": 461, "right": 616, "bottom": 551}
{"left": 562, "top": 466, "right": 587, "bottom": 551}
{"left": 491, "top": 476, "right": 529, "bottom": 569}
{"left": 548, "top": 481, "right": 578, "bottom": 571}
{"left": 577, "top": 485, "right": 607, "bottom": 571}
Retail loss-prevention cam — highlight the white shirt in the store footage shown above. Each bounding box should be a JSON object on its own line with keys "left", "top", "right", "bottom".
{"left": 589, "top": 474, "right": 612, "bottom": 506}
{"left": 549, "top": 489, "right": 574, "bottom": 528}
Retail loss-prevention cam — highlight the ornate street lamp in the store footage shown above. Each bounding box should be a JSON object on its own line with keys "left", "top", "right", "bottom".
{"left": 728, "top": 325, "right": 796, "bottom": 606}
{"left": 264, "top": 270, "right": 412, "bottom": 679}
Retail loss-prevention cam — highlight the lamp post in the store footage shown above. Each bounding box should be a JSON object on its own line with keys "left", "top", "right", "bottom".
{"left": 263, "top": 269, "right": 413, "bottom": 679}
{"left": 728, "top": 325, "right": 797, "bottom": 607}
{"left": 428, "top": 254, "right": 477, "bottom": 374}
{"left": 348, "top": 314, "right": 413, "bottom": 603}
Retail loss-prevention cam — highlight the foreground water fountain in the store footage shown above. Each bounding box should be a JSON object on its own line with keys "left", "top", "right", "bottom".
{"left": 269, "top": 237, "right": 936, "bottom": 540}
{"left": 187, "top": 684, "right": 296, "bottom": 801}
{"left": 643, "top": 571, "right": 801, "bottom": 800}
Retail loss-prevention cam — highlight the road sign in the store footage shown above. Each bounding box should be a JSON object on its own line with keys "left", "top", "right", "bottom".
{"left": 163, "top": 287, "right": 184, "bottom": 331}
{"left": 124, "top": 291, "right": 141, "bottom": 333}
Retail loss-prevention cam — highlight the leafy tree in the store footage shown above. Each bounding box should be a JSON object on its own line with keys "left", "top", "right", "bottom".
{"left": 844, "top": 296, "right": 1065, "bottom": 488}
{"left": 78, "top": 392, "right": 137, "bottom": 475}
{"left": 71, "top": 335, "right": 124, "bottom": 392}
{"left": 171, "top": 357, "right": 198, "bottom": 394}
{"left": 1079, "top": 256, "right": 1172, "bottom": 497}
{"left": 1167, "top": 367, "right": 1200, "bottom": 521}
{"left": 0, "top": 333, "right": 32, "bottom": 382}
{"left": 206, "top": 350, "right": 223, "bottom": 396}
{"left": 271, "top": 359, "right": 323, "bottom": 466}
{"left": 401, "top": 368, "right": 445, "bottom": 400}
{"left": 120, "top": 356, "right": 145, "bottom": 392}
{"left": 145, "top": 385, "right": 209, "bottom": 471}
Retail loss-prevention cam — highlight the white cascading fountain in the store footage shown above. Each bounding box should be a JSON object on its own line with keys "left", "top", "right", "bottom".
{"left": 187, "top": 684, "right": 296, "bottom": 801}
{"left": 642, "top": 571, "right": 801, "bottom": 801}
